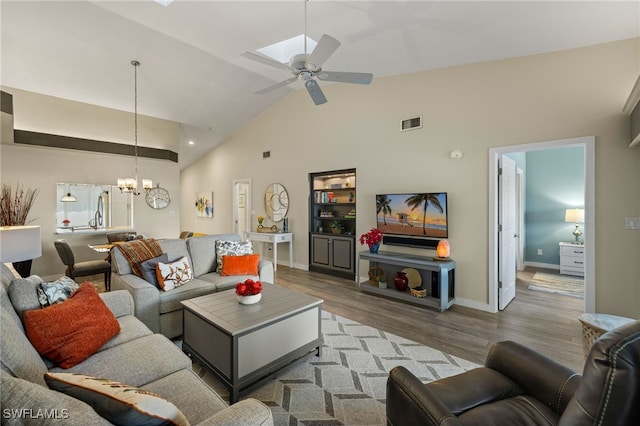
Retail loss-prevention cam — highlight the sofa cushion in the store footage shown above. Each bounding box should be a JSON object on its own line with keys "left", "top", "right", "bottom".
{"left": 158, "top": 278, "right": 221, "bottom": 314}
{"left": 8, "top": 275, "right": 44, "bottom": 321}
{"left": 157, "top": 256, "right": 193, "bottom": 291}
{"left": 221, "top": 253, "right": 260, "bottom": 276}
{"left": 0, "top": 309, "right": 49, "bottom": 386}
{"left": 37, "top": 276, "right": 79, "bottom": 307}
{"left": 114, "top": 238, "right": 164, "bottom": 277}
{"left": 0, "top": 370, "right": 109, "bottom": 426}
{"left": 215, "top": 240, "right": 253, "bottom": 272}
{"left": 141, "top": 369, "right": 228, "bottom": 425}
{"left": 1, "top": 262, "right": 20, "bottom": 289}
{"left": 45, "top": 373, "right": 189, "bottom": 426}
{"left": 98, "top": 315, "right": 154, "bottom": 352}
{"left": 187, "top": 233, "right": 241, "bottom": 277}
{"left": 1, "top": 277, "right": 24, "bottom": 332}
{"left": 198, "top": 271, "right": 262, "bottom": 292}
{"left": 49, "top": 334, "right": 191, "bottom": 388}
{"left": 140, "top": 253, "right": 169, "bottom": 287}
{"left": 24, "top": 283, "right": 121, "bottom": 369}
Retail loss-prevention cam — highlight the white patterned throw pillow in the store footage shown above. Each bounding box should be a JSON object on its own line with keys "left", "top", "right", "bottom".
{"left": 156, "top": 256, "right": 193, "bottom": 291}
{"left": 44, "top": 372, "right": 189, "bottom": 426}
{"left": 215, "top": 240, "right": 253, "bottom": 272}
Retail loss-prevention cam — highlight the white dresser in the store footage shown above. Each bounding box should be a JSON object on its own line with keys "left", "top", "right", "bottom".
{"left": 559, "top": 242, "right": 585, "bottom": 277}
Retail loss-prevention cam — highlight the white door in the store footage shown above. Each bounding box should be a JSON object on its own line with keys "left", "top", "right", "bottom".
{"left": 233, "top": 180, "right": 251, "bottom": 238}
{"left": 499, "top": 155, "right": 517, "bottom": 310}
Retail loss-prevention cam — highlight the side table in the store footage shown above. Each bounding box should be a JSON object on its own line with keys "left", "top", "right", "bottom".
{"left": 245, "top": 232, "right": 293, "bottom": 271}
{"left": 578, "top": 313, "right": 634, "bottom": 358}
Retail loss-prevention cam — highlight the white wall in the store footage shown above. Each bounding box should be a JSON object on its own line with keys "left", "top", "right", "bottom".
{"left": 181, "top": 38, "right": 640, "bottom": 318}
{"left": 1, "top": 88, "right": 181, "bottom": 276}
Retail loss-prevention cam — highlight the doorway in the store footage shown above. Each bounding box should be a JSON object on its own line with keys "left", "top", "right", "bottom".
{"left": 233, "top": 179, "right": 251, "bottom": 238}
{"left": 489, "top": 136, "right": 595, "bottom": 313}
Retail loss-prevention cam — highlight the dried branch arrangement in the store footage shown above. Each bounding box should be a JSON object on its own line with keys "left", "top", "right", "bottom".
{"left": 0, "top": 183, "right": 39, "bottom": 226}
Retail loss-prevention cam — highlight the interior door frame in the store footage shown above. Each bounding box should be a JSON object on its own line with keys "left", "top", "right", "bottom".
{"left": 516, "top": 167, "right": 524, "bottom": 271}
{"left": 488, "top": 136, "right": 595, "bottom": 313}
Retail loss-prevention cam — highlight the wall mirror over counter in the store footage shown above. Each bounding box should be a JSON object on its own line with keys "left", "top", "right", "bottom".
{"left": 56, "top": 183, "right": 133, "bottom": 233}
{"left": 265, "top": 183, "right": 289, "bottom": 223}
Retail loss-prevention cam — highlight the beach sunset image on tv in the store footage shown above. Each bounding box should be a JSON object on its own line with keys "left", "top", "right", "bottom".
{"left": 376, "top": 193, "right": 448, "bottom": 238}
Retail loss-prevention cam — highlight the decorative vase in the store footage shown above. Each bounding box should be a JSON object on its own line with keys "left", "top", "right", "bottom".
{"left": 394, "top": 271, "right": 408, "bottom": 291}
{"left": 378, "top": 278, "right": 387, "bottom": 289}
{"left": 237, "top": 293, "right": 262, "bottom": 305}
{"left": 369, "top": 243, "right": 380, "bottom": 253}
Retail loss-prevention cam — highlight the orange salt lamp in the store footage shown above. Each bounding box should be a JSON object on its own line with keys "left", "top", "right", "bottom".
{"left": 436, "top": 239, "right": 450, "bottom": 258}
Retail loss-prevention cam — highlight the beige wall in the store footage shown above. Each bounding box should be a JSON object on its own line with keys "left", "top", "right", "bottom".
{"left": 181, "top": 38, "right": 640, "bottom": 317}
{"left": 1, "top": 88, "right": 182, "bottom": 276}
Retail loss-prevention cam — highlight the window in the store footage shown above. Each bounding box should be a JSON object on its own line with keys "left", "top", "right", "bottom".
{"left": 57, "top": 183, "right": 132, "bottom": 232}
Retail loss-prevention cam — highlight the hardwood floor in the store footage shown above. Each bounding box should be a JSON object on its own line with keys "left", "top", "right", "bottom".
{"left": 274, "top": 265, "right": 585, "bottom": 373}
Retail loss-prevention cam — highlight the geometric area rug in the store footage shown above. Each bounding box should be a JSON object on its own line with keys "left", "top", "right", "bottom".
{"left": 190, "top": 311, "right": 479, "bottom": 426}
{"left": 528, "top": 271, "right": 584, "bottom": 298}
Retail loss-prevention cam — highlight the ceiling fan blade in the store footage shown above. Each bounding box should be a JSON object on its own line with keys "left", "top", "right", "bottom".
{"left": 241, "top": 51, "right": 291, "bottom": 71}
{"left": 317, "top": 71, "right": 373, "bottom": 85}
{"left": 305, "top": 79, "right": 327, "bottom": 105}
{"left": 308, "top": 34, "right": 341, "bottom": 67}
{"left": 255, "top": 77, "right": 298, "bottom": 95}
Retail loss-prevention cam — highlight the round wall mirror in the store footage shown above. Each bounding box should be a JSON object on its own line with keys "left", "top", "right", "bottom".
{"left": 265, "top": 183, "right": 289, "bottom": 222}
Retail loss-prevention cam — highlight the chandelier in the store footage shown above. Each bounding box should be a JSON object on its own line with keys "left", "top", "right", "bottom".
{"left": 117, "top": 60, "right": 152, "bottom": 195}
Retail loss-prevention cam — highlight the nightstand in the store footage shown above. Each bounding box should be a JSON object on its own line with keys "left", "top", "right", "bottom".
{"left": 559, "top": 242, "right": 584, "bottom": 277}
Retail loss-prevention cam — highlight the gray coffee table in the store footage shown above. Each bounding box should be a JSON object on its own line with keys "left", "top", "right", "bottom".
{"left": 181, "top": 285, "right": 323, "bottom": 402}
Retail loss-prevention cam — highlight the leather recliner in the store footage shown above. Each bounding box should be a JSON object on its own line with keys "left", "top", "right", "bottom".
{"left": 386, "top": 320, "right": 639, "bottom": 426}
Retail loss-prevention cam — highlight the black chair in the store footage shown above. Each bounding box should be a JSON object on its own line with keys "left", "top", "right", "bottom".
{"left": 54, "top": 239, "right": 112, "bottom": 291}
{"left": 386, "top": 320, "right": 640, "bottom": 426}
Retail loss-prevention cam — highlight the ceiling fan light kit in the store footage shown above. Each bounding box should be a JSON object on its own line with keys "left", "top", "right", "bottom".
{"left": 242, "top": 0, "right": 373, "bottom": 105}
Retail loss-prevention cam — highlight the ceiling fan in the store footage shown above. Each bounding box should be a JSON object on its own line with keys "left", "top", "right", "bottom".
{"left": 241, "top": 0, "right": 373, "bottom": 105}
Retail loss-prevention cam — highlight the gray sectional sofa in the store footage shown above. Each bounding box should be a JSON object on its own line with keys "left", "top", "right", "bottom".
{"left": 0, "top": 263, "right": 273, "bottom": 425}
{"left": 111, "top": 233, "right": 274, "bottom": 338}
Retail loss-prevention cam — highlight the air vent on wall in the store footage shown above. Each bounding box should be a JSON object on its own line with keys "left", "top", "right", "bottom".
{"left": 400, "top": 115, "right": 422, "bottom": 132}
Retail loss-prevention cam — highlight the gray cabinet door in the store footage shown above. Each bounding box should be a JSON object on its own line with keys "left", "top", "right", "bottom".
{"left": 331, "top": 236, "right": 354, "bottom": 273}
{"left": 311, "top": 234, "right": 331, "bottom": 267}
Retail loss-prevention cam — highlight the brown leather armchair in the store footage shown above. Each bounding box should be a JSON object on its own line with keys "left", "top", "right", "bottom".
{"left": 387, "top": 320, "right": 639, "bottom": 426}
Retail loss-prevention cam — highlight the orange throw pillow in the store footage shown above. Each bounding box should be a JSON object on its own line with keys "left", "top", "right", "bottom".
{"left": 24, "top": 283, "right": 120, "bottom": 369}
{"left": 221, "top": 254, "right": 260, "bottom": 276}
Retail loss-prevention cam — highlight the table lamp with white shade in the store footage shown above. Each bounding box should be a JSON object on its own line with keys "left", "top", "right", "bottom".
{"left": 0, "top": 225, "right": 42, "bottom": 277}
{"left": 564, "top": 208, "right": 585, "bottom": 244}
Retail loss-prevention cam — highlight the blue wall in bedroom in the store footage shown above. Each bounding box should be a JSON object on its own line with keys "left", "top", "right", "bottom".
{"left": 525, "top": 146, "right": 585, "bottom": 266}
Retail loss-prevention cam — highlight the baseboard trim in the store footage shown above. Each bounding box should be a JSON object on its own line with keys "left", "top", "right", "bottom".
{"left": 524, "top": 261, "right": 559, "bottom": 270}
{"left": 454, "top": 298, "right": 494, "bottom": 313}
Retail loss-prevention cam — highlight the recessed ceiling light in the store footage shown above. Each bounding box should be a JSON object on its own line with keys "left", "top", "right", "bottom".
{"left": 258, "top": 34, "right": 317, "bottom": 63}
{"left": 154, "top": 0, "right": 174, "bottom": 7}
{"left": 188, "top": 140, "right": 194, "bottom": 145}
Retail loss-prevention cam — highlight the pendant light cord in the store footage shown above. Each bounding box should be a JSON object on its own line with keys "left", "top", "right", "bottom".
{"left": 132, "top": 60, "right": 140, "bottom": 192}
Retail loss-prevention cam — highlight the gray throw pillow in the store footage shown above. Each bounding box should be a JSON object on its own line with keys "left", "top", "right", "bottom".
{"left": 37, "top": 276, "right": 79, "bottom": 307}
{"left": 140, "top": 253, "right": 169, "bottom": 288}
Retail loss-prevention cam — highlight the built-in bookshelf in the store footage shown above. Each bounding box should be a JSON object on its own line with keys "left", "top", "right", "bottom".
{"left": 309, "top": 168, "right": 356, "bottom": 279}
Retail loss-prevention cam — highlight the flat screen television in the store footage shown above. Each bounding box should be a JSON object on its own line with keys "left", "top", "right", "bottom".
{"left": 376, "top": 193, "right": 448, "bottom": 244}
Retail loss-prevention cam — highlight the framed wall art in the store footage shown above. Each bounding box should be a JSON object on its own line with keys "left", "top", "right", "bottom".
{"left": 195, "top": 192, "right": 213, "bottom": 218}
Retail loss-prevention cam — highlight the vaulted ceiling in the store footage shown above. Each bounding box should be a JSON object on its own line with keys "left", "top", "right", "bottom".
{"left": 2, "top": 1, "right": 638, "bottom": 167}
